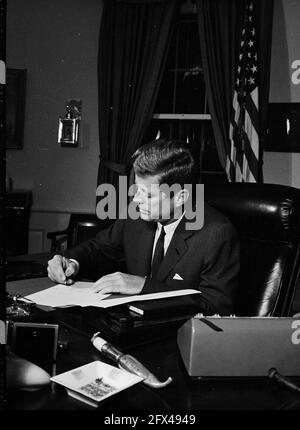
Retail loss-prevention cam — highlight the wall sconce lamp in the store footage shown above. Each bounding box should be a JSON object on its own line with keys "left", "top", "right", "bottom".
{"left": 58, "top": 99, "right": 82, "bottom": 147}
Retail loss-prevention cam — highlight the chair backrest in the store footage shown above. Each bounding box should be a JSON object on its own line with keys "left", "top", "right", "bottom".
{"left": 66, "top": 214, "right": 113, "bottom": 248}
{"left": 205, "top": 183, "right": 300, "bottom": 316}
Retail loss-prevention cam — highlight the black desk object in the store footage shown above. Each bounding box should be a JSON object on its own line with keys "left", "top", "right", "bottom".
{"left": 6, "top": 191, "right": 32, "bottom": 256}
{"left": 5, "top": 278, "right": 300, "bottom": 411}
{"left": 6, "top": 252, "right": 50, "bottom": 282}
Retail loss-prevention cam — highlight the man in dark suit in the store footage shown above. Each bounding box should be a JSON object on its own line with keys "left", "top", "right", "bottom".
{"left": 47, "top": 140, "right": 239, "bottom": 315}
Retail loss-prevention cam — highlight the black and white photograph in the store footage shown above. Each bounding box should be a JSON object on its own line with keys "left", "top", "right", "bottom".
{"left": 1, "top": 0, "right": 300, "bottom": 419}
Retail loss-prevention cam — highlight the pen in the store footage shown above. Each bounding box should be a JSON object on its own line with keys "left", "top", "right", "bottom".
{"left": 62, "top": 256, "right": 68, "bottom": 285}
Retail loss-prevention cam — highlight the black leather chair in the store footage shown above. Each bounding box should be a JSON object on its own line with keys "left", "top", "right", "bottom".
{"left": 205, "top": 183, "right": 300, "bottom": 317}
{"left": 47, "top": 213, "right": 113, "bottom": 252}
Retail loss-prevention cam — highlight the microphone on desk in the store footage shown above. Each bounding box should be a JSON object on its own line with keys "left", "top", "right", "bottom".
{"left": 268, "top": 368, "right": 300, "bottom": 394}
{"left": 91, "top": 332, "right": 172, "bottom": 389}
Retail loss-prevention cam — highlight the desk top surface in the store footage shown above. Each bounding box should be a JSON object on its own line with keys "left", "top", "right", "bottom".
{"left": 5, "top": 277, "right": 300, "bottom": 412}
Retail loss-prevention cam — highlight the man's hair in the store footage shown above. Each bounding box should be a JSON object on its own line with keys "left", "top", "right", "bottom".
{"left": 132, "top": 139, "right": 196, "bottom": 187}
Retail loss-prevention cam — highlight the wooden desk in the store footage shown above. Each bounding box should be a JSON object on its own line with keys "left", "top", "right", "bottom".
{"left": 5, "top": 278, "right": 300, "bottom": 411}
{"left": 6, "top": 191, "right": 32, "bottom": 256}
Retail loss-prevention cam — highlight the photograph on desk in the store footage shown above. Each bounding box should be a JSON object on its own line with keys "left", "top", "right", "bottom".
{"left": 3, "top": 0, "right": 300, "bottom": 415}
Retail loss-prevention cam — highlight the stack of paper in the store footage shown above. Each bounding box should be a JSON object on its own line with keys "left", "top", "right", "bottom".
{"left": 26, "top": 282, "right": 200, "bottom": 309}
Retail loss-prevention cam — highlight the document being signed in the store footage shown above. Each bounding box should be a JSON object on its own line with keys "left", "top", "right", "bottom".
{"left": 26, "top": 282, "right": 200, "bottom": 309}
{"left": 26, "top": 282, "right": 110, "bottom": 308}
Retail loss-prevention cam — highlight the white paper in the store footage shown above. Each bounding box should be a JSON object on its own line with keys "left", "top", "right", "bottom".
{"left": 93, "top": 288, "right": 201, "bottom": 308}
{"left": 25, "top": 281, "right": 110, "bottom": 307}
{"left": 26, "top": 282, "right": 200, "bottom": 309}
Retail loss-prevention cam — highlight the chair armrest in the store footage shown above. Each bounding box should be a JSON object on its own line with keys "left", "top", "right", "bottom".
{"left": 46, "top": 228, "right": 69, "bottom": 240}
{"left": 47, "top": 228, "right": 69, "bottom": 252}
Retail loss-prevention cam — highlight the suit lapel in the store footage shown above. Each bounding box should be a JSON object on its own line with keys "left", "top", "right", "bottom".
{"left": 157, "top": 218, "right": 194, "bottom": 281}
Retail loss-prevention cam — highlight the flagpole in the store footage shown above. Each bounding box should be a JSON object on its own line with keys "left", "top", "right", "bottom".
{"left": 237, "top": 1, "right": 249, "bottom": 158}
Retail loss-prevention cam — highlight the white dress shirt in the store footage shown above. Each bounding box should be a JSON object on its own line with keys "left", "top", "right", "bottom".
{"left": 151, "top": 212, "right": 185, "bottom": 262}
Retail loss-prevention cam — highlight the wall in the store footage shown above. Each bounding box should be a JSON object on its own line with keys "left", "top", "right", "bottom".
{"left": 6, "top": 0, "right": 300, "bottom": 253}
{"left": 264, "top": 0, "right": 300, "bottom": 188}
{"left": 6, "top": 0, "right": 103, "bottom": 252}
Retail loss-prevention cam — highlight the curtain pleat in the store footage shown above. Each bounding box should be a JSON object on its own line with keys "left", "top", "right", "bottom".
{"left": 97, "top": 0, "right": 180, "bottom": 192}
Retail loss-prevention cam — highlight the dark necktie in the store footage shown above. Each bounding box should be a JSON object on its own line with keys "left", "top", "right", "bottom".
{"left": 151, "top": 226, "right": 165, "bottom": 277}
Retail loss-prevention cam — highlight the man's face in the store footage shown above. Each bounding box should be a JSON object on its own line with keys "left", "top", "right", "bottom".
{"left": 132, "top": 174, "right": 177, "bottom": 223}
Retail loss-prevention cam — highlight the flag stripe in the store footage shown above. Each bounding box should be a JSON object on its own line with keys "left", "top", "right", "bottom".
{"left": 244, "top": 110, "right": 259, "bottom": 159}
{"left": 242, "top": 131, "right": 259, "bottom": 179}
{"left": 229, "top": 91, "right": 240, "bottom": 139}
{"left": 245, "top": 90, "right": 259, "bottom": 134}
{"left": 242, "top": 155, "right": 256, "bottom": 182}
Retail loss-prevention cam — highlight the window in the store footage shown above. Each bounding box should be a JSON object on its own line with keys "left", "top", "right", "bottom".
{"left": 146, "top": 4, "right": 225, "bottom": 183}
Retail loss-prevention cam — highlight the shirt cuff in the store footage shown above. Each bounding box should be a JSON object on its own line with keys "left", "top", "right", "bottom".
{"left": 68, "top": 258, "right": 80, "bottom": 272}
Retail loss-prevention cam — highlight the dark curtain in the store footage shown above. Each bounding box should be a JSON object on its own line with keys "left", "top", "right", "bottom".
{"left": 196, "top": 0, "right": 273, "bottom": 182}
{"left": 97, "top": 0, "right": 180, "bottom": 191}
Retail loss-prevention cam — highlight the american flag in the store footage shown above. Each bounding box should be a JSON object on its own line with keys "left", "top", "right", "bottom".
{"left": 227, "top": 0, "right": 259, "bottom": 182}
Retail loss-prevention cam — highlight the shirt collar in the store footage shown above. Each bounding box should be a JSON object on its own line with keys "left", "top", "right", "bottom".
{"left": 157, "top": 211, "right": 185, "bottom": 236}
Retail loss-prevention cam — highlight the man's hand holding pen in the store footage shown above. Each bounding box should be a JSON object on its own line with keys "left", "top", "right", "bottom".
{"left": 47, "top": 255, "right": 145, "bottom": 295}
{"left": 47, "top": 255, "right": 79, "bottom": 285}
